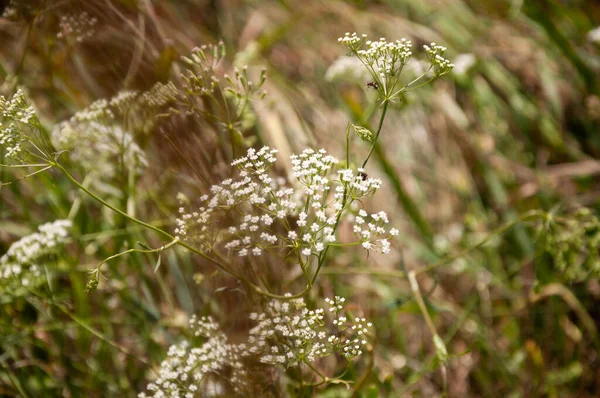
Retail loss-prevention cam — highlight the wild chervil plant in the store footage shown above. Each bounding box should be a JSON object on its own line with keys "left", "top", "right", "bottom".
{"left": 9, "top": 31, "right": 596, "bottom": 395}
{"left": 0, "top": 32, "right": 455, "bottom": 395}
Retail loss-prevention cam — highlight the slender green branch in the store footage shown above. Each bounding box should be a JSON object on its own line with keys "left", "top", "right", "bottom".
{"left": 304, "top": 359, "right": 328, "bottom": 382}
{"left": 55, "top": 162, "right": 173, "bottom": 240}
{"left": 345, "top": 123, "right": 351, "bottom": 167}
{"left": 361, "top": 100, "right": 389, "bottom": 169}
{"left": 407, "top": 270, "right": 448, "bottom": 395}
{"left": 0, "top": 165, "right": 52, "bottom": 186}
{"left": 97, "top": 238, "right": 180, "bottom": 270}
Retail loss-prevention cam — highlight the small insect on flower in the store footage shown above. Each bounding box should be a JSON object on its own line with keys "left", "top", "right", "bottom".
{"left": 366, "top": 81, "right": 379, "bottom": 90}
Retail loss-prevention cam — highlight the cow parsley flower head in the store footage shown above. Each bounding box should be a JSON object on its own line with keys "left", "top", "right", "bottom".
{"left": 0, "top": 88, "right": 45, "bottom": 162}
{"left": 0, "top": 220, "right": 72, "bottom": 293}
{"left": 423, "top": 42, "right": 455, "bottom": 76}
{"left": 52, "top": 83, "right": 176, "bottom": 178}
{"left": 1, "top": 0, "right": 39, "bottom": 20}
{"left": 337, "top": 33, "right": 453, "bottom": 100}
{"left": 140, "top": 296, "right": 372, "bottom": 396}
{"left": 175, "top": 146, "right": 397, "bottom": 279}
{"left": 139, "top": 315, "right": 248, "bottom": 398}
{"left": 57, "top": 11, "right": 98, "bottom": 43}
{"left": 247, "top": 295, "right": 372, "bottom": 367}
{"left": 52, "top": 121, "right": 147, "bottom": 178}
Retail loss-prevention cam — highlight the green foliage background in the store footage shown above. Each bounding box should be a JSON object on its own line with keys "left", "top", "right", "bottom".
{"left": 1, "top": 0, "right": 600, "bottom": 396}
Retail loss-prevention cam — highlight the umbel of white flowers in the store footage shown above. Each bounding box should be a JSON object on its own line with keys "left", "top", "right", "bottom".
{"left": 175, "top": 146, "right": 398, "bottom": 272}
{"left": 337, "top": 32, "right": 454, "bottom": 100}
{"left": 51, "top": 82, "right": 177, "bottom": 178}
{"left": 138, "top": 296, "right": 371, "bottom": 397}
{"left": 0, "top": 220, "right": 72, "bottom": 289}
{"left": 0, "top": 88, "right": 38, "bottom": 160}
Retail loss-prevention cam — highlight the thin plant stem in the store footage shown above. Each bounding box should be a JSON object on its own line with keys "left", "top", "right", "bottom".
{"left": 406, "top": 269, "right": 448, "bottom": 396}
{"left": 361, "top": 100, "right": 389, "bottom": 169}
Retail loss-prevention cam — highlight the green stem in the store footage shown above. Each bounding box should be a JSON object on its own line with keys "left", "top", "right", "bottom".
{"left": 361, "top": 100, "right": 389, "bottom": 169}
{"left": 98, "top": 238, "right": 180, "bottom": 270}
{"left": 311, "top": 187, "right": 347, "bottom": 285}
{"left": 55, "top": 163, "right": 172, "bottom": 240}
{"left": 304, "top": 360, "right": 328, "bottom": 382}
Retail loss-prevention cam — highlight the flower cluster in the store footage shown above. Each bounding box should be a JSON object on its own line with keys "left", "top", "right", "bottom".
{"left": 139, "top": 316, "right": 247, "bottom": 398}
{"left": 175, "top": 146, "right": 397, "bottom": 278}
{"left": 1, "top": 0, "right": 37, "bottom": 20}
{"left": 51, "top": 82, "right": 176, "bottom": 178}
{"left": 358, "top": 37, "right": 413, "bottom": 78}
{"left": 0, "top": 88, "right": 44, "bottom": 162}
{"left": 52, "top": 121, "right": 147, "bottom": 177}
{"left": 353, "top": 209, "right": 399, "bottom": 254}
{"left": 140, "top": 296, "right": 372, "bottom": 396}
{"left": 0, "top": 120, "right": 23, "bottom": 159}
{"left": 337, "top": 32, "right": 453, "bottom": 100}
{"left": 247, "top": 295, "right": 371, "bottom": 366}
{"left": 0, "top": 220, "right": 72, "bottom": 292}
{"left": 423, "top": 42, "right": 455, "bottom": 76}
{"left": 57, "top": 11, "right": 98, "bottom": 43}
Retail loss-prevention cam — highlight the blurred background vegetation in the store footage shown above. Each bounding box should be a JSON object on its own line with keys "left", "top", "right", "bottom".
{"left": 1, "top": 0, "right": 600, "bottom": 396}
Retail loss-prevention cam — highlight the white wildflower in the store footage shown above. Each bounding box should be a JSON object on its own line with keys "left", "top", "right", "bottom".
{"left": 1, "top": 220, "right": 72, "bottom": 291}
{"left": 175, "top": 145, "right": 396, "bottom": 274}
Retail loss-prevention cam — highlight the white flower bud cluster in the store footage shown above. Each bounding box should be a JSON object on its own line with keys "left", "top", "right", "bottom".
{"left": 353, "top": 209, "right": 399, "bottom": 254}
{"left": 0, "top": 220, "right": 72, "bottom": 289}
{"left": 57, "top": 12, "right": 98, "bottom": 43}
{"left": 423, "top": 42, "right": 455, "bottom": 76}
{"left": 246, "top": 295, "right": 371, "bottom": 366}
{"left": 139, "top": 316, "right": 247, "bottom": 398}
{"left": 2, "top": 4, "right": 17, "bottom": 19}
{"left": 0, "top": 122, "right": 23, "bottom": 159}
{"left": 0, "top": 89, "right": 36, "bottom": 125}
{"left": 139, "top": 296, "right": 371, "bottom": 395}
{"left": 0, "top": 89, "right": 38, "bottom": 160}
{"left": 339, "top": 32, "right": 412, "bottom": 80}
{"left": 337, "top": 32, "right": 366, "bottom": 47}
{"left": 175, "top": 146, "right": 397, "bottom": 268}
{"left": 359, "top": 37, "right": 413, "bottom": 78}
{"left": 336, "top": 33, "right": 453, "bottom": 99}
{"left": 2, "top": 0, "right": 28, "bottom": 20}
